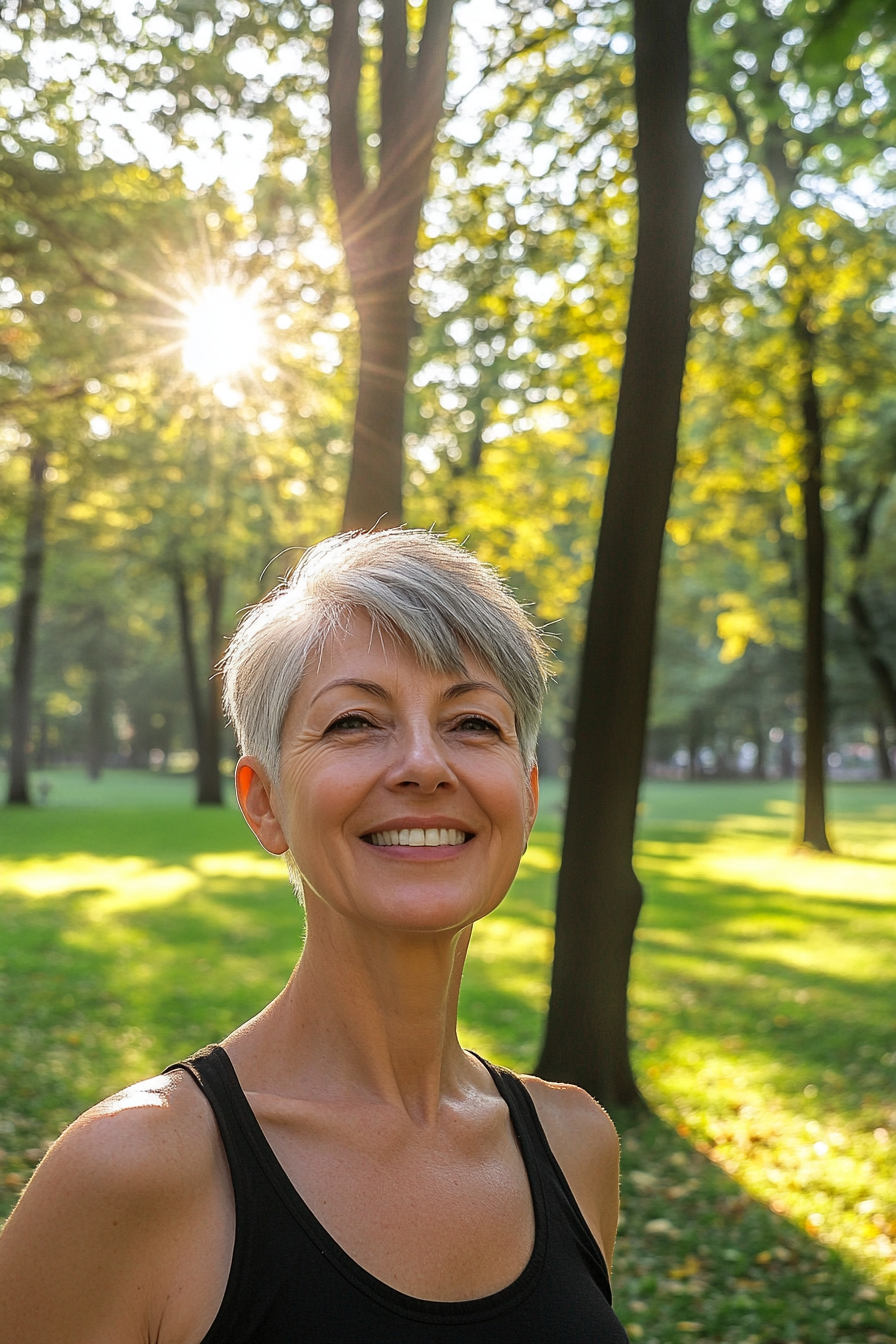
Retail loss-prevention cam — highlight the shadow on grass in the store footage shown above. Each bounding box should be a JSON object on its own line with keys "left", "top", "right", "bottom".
{"left": 610, "top": 1113, "right": 895, "bottom": 1344}
{"left": 631, "top": 849, "right": 896, "bottom": 1118}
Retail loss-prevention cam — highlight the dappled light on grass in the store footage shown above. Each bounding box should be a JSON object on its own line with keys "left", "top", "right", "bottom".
{"left": 1, "top": 782, "right": 895, "bottom": 1340}
{"left": 631, "top": 802, "right": 896, "bottom": 1311}
{"left": 626, "top": 784, "right": 896, "bottom": 1339}
{"left": 0, "top": 808, "right": 304, "bottom": 1217}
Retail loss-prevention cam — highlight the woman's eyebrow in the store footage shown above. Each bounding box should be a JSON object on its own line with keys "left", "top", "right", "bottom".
{"left": 444, "top": 680, "right": 513, "bottom": 707}
{"left": 309, "top": 678, "right": 390, "bottom": 706}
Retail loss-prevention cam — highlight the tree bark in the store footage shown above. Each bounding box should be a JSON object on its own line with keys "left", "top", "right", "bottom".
{"left": 688, "top": 709, "right": 703, "bottom": 780}
{"left": 86, "top": 667, "right": 108, "bottom": 780}
{"left": 173, "top": 567, "right": 222, "bottom": 806}
{"left": 536, "top": 0, "right": 703, "bottom": 1108}
{"left": 198, "top": 565, "right": 224, "bottom": 806}
{"left": 35, "top": 711, "right": 49, "bottom": 770}
{"left": 752, "top": 709, "right": 766, "bottom": 780}
{"left": 329, "top": 0, "right": 455, "bottom": 530}
{"left": 874, "top": 712, "right": 893, "bottom": 781}
{"left": 845, "top": 481, "right": 896, "bottom": 756}
{"left": 847, "top": 587, "right": 896, "bottom": 735}
{"left": 6, "top": 447, "right": 49, "bottom": 806}
{"left": 795, "top": 310, "right": 831, "bottom": 851}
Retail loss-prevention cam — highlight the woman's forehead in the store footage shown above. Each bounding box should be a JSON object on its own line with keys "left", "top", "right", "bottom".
{"left": 293, "top": 615, "right": 510, "bottom": 706}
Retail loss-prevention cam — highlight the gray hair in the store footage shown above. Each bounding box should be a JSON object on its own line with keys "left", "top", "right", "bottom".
{"left": 221, "top": 529, "right": 550, "bottom": 780}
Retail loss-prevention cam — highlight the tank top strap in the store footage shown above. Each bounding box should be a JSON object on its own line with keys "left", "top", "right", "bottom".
{"left": 164, "top": 1043, "right": 258, "bottom": 1213}
{"left": 472, "top": 1053, "right": 612, "bottom": 1293}
{"left": 471, "top": 1053, "right": 558, "bottom": 1170}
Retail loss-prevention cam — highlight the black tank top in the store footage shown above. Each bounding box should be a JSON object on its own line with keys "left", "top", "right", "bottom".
{"left": 167, "top": 1044, "right": 628, "bottom": 1343}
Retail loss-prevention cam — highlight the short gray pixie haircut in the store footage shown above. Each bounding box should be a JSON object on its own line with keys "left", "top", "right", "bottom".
{"left": 221, "top": 529, "right": 550, "bottom": 778}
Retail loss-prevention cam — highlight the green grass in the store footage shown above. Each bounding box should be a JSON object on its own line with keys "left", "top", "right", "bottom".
{"left": 1, "top": 771, "right": 895, "bottom": 1342}
{"left": 0, "top": 764, "right": 235, "bottom": 809}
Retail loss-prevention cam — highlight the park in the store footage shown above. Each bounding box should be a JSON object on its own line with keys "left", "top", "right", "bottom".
{"left": 1, "top": 0, "right": 896, "bottom": 1340}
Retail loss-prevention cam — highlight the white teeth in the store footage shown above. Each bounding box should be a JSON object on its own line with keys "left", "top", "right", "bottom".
{"left": 367, "top": 828, "right": 469, "bottom": 848}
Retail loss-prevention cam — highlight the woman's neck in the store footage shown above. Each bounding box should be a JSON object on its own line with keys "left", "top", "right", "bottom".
{"left": 230, "top": 900, "right": 474, "bottom": 1123}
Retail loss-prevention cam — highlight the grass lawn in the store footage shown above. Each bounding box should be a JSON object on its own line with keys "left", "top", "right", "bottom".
{"left": 1, "top": 771, "right": 894, "bottom": 1342}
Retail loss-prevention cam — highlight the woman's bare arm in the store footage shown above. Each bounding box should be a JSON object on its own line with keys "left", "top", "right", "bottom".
{"left": 521, "top": 1076, "right": 621, "bottom": 1270}
{"left": 0, "top": 1071, "right": 232, "bottom": 1344}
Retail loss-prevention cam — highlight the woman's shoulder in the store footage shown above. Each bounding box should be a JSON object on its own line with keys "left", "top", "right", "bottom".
{"left": 517, "top": 1073, "right": 618, "bottom": 1165}
{"left": 37, "top": 1067, "right": 218, "bottom": 1195}
{"left": 0, "top": 1068, "right": 228, "bottom": 1344}
{"left": 515, "top": 1072, "right": 620, "bottom": 1264}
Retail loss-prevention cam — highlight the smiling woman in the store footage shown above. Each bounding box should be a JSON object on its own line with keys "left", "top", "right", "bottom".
{"left": 0, "top": 530, "right": 628, "bottom": 1344}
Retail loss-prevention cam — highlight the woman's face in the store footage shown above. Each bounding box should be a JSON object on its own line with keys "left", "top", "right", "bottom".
{"left": 237, "top": 612, "right": 538, "bottom": 935}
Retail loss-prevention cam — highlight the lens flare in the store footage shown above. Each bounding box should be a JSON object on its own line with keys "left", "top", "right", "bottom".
{"left": 182, "top": 285, "right": 264, "bottom": 383}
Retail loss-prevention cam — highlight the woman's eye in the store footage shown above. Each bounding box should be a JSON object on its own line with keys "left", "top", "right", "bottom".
{"left": 456, "top": 715, "right": 499, "bottom": 735}
{"left": 326, "top": 713, "right": 374, "bottom": 733}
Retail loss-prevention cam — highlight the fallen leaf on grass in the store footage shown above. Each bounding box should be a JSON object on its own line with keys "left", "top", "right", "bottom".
{"left": 669, "top": 1255, "right": 702, "bottom": 1280}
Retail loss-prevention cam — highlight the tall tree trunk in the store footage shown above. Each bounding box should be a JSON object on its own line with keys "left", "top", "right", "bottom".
{"left": 752, "top": 709, "right": 766, "bottom": 780}
{"left": 329, "top": 0, "right": 455, "bottom": 530}
{"left": 86, "top": 667, "right": 109, "bottom": 780}
{"left": 781, "top": 734, "right": 794, "bottom": 779}
{"left": 795, "top": 310, "right": 831, "bottom": 851}
{"left": 844, "top": 480, "right": 896, "bottom": 758}
{"left": 874, "top": 712, "right": 893, "bottom": 781}
{"left": 536, "top": 0, "right": 703, "bottom": 1107}
{"left": 346, "top": 288, "right": 413, "bottom": 529}
{"left": 846, "top": 588, "right": 896, "bottom": 733}
{"left": 173, "top": 567, "right": 222, "bottom": 806}
{"left": 198, "top": 565, "right": 224, "bottom": 807}
{"left": 7, "top": 448, "right": 49, "bottom": 806}
{"left": 35, "top": 711, "right": 49, "bottom": 769}
{"left": 688, "top": 709, "right": 702, "bottom": 780}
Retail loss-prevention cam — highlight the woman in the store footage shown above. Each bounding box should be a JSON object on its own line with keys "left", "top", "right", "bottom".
{"left": 0, "top": 529, "right": 627, "bottom": 1343}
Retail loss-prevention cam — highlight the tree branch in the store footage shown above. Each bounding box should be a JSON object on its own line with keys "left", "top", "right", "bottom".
{"left": 380, "top": 0, "right": 410, "bottom": 176}
{"left": 328, "top": 0, "right": 366, "bottom": 227}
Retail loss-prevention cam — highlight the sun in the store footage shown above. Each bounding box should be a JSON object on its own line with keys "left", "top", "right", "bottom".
{"left": 182, "top": 285, "right": 265, "bottom": 384}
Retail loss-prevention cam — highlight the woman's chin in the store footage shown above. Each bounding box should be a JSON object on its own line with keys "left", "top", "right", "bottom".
{"left": 331, "top": 883, "right": 498, "bottom": 935}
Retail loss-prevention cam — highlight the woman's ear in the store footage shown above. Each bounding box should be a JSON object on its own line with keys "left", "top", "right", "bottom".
{"left": 526, "top": 761, "right": 540, "bottom": 840}
{"left": 235, "top": 756, "right": 290, "bottom": 856}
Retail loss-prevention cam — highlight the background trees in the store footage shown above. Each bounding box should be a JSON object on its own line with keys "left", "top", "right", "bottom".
{"left": 1, "top": 0, "right": 895, "bottom": 1105}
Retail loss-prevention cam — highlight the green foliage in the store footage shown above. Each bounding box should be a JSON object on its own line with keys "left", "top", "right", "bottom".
{"left": 2, "top": 0, "right": 896, "bottom": 772}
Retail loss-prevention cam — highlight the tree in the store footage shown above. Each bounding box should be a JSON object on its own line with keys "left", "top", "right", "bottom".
{"left": 845, "top": 480, "right": 896, "bottom": 775}
{"left": 0, "top": 135, "right": 142, "bottom": 803}
{"left": 794, "top": 304, "right": 832, "bottom": 846}
{"left": 6, "top": 445, "right": 48, "bottom": 804}
{"left": 685, "top": 0, "right": 896, "bottom": 838}
{"left": 536, "top": 0, "right": 704, "bottom": 1106}
{"left": 329, "top": 0, "right": 456, "bottom": 529}
{"left": 12, "top": 0, "right": 455, "bottom": 533}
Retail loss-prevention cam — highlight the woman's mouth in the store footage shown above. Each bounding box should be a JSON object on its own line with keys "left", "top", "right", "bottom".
{"left": 364, "top": 828, "right": 471, "bottom": 848}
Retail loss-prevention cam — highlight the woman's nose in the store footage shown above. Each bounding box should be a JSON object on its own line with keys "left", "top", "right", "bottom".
{"left": 386, "top": 723, "right": 456, "bottom": 792}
